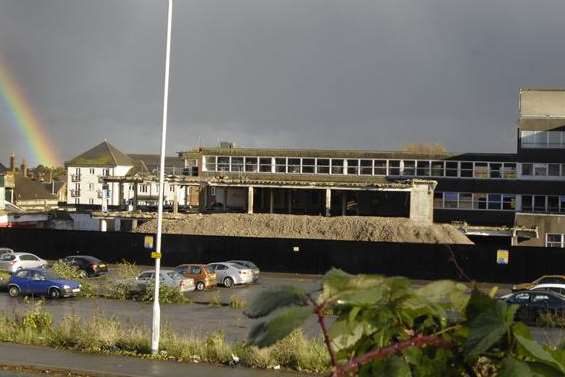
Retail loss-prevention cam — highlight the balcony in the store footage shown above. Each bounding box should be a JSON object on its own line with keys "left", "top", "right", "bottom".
{"left": 70, "top": 190, "right": 81, "bottom": 197}
{"left": 71, "top": 174, "right": 81, "bottom": 182}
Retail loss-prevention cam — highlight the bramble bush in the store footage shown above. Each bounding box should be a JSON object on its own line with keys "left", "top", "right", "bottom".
{"left": 245, "top": 268, "right": 565, "bottom": 376}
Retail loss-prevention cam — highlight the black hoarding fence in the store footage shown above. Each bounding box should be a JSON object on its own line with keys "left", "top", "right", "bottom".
{"left": 0, "top": 228, "right": 560, "bottom": 283}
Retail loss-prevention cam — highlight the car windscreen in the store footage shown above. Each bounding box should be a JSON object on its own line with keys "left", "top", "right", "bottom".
{"left": 45, "top": 271, "right": 61, "bottom": 280}
{"left": 0, "top": 254, "right": 15, "bottom": 261}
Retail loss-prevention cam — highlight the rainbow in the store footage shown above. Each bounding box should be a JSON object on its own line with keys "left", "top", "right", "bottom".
{"left": 0, "top": 55, "right": 60, "bottom": 167}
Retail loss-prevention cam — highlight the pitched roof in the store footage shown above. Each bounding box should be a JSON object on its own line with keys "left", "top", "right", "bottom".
{"left": 65, "top": 141, "right": 134, "bottom": 167}
{"left": 0, "top": 162, "right": 6, "bottom": 174}
{"left": 14, "top": 174, "right": 57, "bottom": 202}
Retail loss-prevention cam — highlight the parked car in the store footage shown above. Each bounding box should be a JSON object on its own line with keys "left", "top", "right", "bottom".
{"left": 60, "top": 255, "right": 108, "bottom": 278}
{"left": 127, "top": 269, "right": 195, "bottom": 293}
{"left": 8, "top": 268, "right": 81, "bottom": 298}
{"left": 529, "top": 284, "right": 565, "bottom": 296}
{"left": 0, "top": 248, "right": 14, "bottom": 257}
{"left": 500, "top": 290, "right": 565, "bottom": 324}
{"left": 512, "top": 275, "right": 565, "bottom": 291}
{"left": 175, "top": 264, "right": 217, "bottom": 291}
{"left": 207, "top": 262, "right": 253, "bottom": 288}
{"left": 227, "top": 260, "right": 260, "bottom": 282}
{"left": 0, "top": 253, "right": 48, "bottom": 273}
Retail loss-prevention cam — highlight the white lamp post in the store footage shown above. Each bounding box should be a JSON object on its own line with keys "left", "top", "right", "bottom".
{"left": 152, "top": 0, "right": 174, "bottom": 355}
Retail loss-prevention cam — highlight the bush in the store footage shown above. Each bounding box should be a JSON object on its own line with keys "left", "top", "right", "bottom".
{"left": 50, "top": 261, "right": 95, "bottom": 298}
{"left": 141, "top": 283, "right": 189, "bottom": 304}
{"left": 229, "top": 294, "right": 247, "bottom": 310}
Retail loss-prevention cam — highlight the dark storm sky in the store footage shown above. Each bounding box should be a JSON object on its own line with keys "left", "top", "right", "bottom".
{"left": 1, "top": 0, "right": 565, "bottom": 165}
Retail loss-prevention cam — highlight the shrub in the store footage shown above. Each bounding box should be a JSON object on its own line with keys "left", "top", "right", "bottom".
{"left": 209, "top": 291, "right": 222, "bottom": 307}
{"left": 229, "top": 294, "right": 248, "bottom": 310}
{"left": 141, "top": 283, "right": 189, "bottom": 304}
{"left": 50, "top": 261, "right": 96, "bottom": 298}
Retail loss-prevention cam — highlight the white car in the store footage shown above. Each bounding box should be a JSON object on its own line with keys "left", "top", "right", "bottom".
{"left": 130, "top": 269, "right": 195, "bottom": 293}
{"left": 227, "top": 260, "right": 260, "bottom": 282}
{"left": 0, "top": 253, "right": 48, "bottom": 273}
{"left": 530, "top": 283, "right": 565, "bottom": 296}
{"left": 207, "top": 262, "right": 254, "bottom": 288}
{"left": 0, "top": 248, "right": 14, "bottom": 257}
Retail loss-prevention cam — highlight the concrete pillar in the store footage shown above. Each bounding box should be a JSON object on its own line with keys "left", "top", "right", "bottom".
{"left": 131, "top": 219, "right": 138, "bottom": 230}
{"left": 173, "top": 184, "right": 179, "bottom": 214}
{"left": 409, "top": 181, "right": 436, "bottom": 224}
{"left": 100, "top": 219, "right": 107, "bottom": 232}
{"left": 341, "top": 191, "right": 346, "bottom": 216}
{"left": 247, "top": 186, "right": 254, "bottom": 214}
{"left": 325, "top": 189, "right": 332, "bottom": 217}
{"left": 269, "top": 189, "right": 274, "bottom": 214}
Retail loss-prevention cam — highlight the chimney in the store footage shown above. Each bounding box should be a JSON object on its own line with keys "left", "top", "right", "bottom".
{"left": 9, "top": 153, "right": 15, "bottom": 172}
{"left": 20, "top": 159, "right": 27, "bottom": 177}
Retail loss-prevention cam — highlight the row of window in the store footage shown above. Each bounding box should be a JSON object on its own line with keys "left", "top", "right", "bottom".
{"left": 546, "top": 234, "right": 565, "bottom": 248}
{"left": 521, "top": 130, "right": 565, "bottom": 149}
{"left": 72, "top": 168, "right": 110, "bottom": 177}
{"left": 435, "top": 192, "right": 565, "bottom": 214}
{"left": 434, "top": 192, "right": 517, "bottom": 211}
{"left": 203, "top": 156, "right": 565, "bottom": 180}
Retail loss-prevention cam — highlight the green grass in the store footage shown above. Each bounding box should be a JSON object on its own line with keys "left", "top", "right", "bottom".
{"left": 0, "top": 301, "right": 329, "bottom": 373}
{"left": 229, "top": 294, "right": 248, "bottom": 310}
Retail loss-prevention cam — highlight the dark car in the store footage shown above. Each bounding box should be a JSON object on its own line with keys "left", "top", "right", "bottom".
{"left": 61, "top": 255, "right": 108, "bottom": 277}
{"left": 501, "top": 290, "right": 565, "bottom": 324}
{"left": 8, "top": 268, "right": 81, "bottom": 298}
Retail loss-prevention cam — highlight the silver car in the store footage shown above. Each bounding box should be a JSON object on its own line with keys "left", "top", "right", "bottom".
{"left": 227, "top": 260, "right": 260, "bottom": 282}
{"left": 207, "top": 262, "right": 254, "bottom": 288}
{"left": 130, "top": 269, "right": 195, "bottom": 293}
{"left": 0, "top": 253, "right": 48, "bottom": 273}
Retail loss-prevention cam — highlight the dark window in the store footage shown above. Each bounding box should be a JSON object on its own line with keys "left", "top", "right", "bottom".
{"left": 403, "top": 161, "right": 416, "bottom": 176}
{"left": 288, "top": 159, "right": 301, "bottom": 174}
{"left": 259, "top": 158, "right": 272, "bottom": 173}
{"left": 416, "top": 161, "right": 430, "bottom": 177}
{"left": 374, "top": 160, "right": 387, "bottom": 175}
{"left": 534, "top": 195, "right": 546, "bottom": 212}
{"left": 488, "top": 194, "right": 502, "bottom": 210}
{"left": 360, "top": 160, "right": 372, "bottom": 175}
{"left": 445, "top": 161, "right": 458, "bottom": 177}
{"left": 231, "top": 157, "right": 243, "bottom": 172}
{"left": 275, "top": 158, "right": 286, "bottom": 173}
{"left": 331, "top": 159, "right": 344, "bottom": 175}
{"left": 522, "top": 163, "right": 533, "bottom": 176}
{"left": 489, "top": 163, "right": 501, "bottom": 178}
{"left": 302, "top": 159, "right": 315, "bottom": 174}
{"left": 431, "top": 161, "right": 444, "bottom": 177}
{"left": 548, "top": 196, "right": 559, "bottom": 213}
{"left": 347, "top": 159, "right": 359, "bottom": 175}
{"left": 245, "top": 157, "right": 258, "bottom": 173}
{"left": 389, "top": 160, "right": 401, "bottom": 176}
{"left": 522, "top": 195, "right": 533, "bottom": 212}
{"left": 460, "top": 162, "right": 473, "bottom": 177}
{"left": 316, "top": 159, "right": 330, "bottom": 174}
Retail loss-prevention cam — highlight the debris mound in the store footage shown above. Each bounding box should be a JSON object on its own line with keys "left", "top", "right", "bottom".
{"left": 134, "top": 213, "right": 472, "bottom": 245}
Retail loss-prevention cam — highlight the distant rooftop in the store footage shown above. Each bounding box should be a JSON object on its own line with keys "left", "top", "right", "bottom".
{"left": 66, "top": 141, "right": 134, "bottom": 167}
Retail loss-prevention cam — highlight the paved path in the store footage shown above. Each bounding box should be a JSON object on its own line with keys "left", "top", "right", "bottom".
{"left": 0, "top": 343, "right": 304, "bottom": 377}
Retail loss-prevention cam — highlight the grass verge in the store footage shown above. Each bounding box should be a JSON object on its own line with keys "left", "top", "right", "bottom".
{"left": 0, "top": 301, "right": 329, "bottom": 373}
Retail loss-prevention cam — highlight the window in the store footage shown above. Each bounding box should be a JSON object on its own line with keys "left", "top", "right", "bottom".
{"left": 549, "top": 164, "right": 561, "bottom": 176}
{"left": 444, "top": 192, "right": 458, "bottom": 209}
{"left": 460, "top": 162, "right": 473, "bottom": 177}
{"left": 205, "top": 156, "right": 217, "bottom": 171}
{"left": 560, "top": 196, "right": 565, "bottom": 213}
{"left": 191, "top": 266, "right": 202, "bottom": 274}
{"left": 360, "top": 160, "right": 372, "bottom": 175}
{"left": 521, "top": 195, "right": 533, "bottom": 212}
{"left": 534, "top": 164, "right": 547, "bottom": 177}
{"left": 548, "top": 196, "right": 559, "bottom": 213}
{"left": 288, "top": 158, "right": 301, "bottom": 174}
{"left": 316, "top": 159, "right": 329, "bottom": 174}
{"left": 487, "top": 194, "right": 502, "bottom": 210}
{"left": 89, "top": 198, "right": 94, "bottom": 205}
{"left": 502, "top": 163, "right": 517, "bottom": 179}
{"left": 502, "top": 195, "right": 516, "bottom": 210}
{"left": 459, "top": 193, "right": 473, "bottom": 209}
{"left": 403, "top": 160, "right": 416, "bottom": 176}
{"left": 75, "top": 168, "right": 81, "bottom": 175}
{"left": 259, "top": 158, "right": 272, "bottom": 173}
{"left": 521, "top": 163, "right": 533, "bottom": 176}
{"left": 433, "top": 192, "right": 443, "bottom": 208}
{"left": 89, "top": 168, "right": 95, "bottom": 174}
{"left": 445, "top": 161, "right": 458, "bottom": 177}
{"left": 275, "top": 158, "right": 287, "bottom": 173}
{"left": 374, "top": 160, "right": 387, "bottom": 175}
{"left": 102, "top": 169, "right": 110, "bottom": 176}
{"left": 217, "top": 157, "right": 230, "bottom": 172}
{"left": 330, "top": 159, "right": 344, "bottom": 175}
{"left": 431, "top": 161, "right": 444, "bottom": 177}
{"left": 88, "top": 183, "right": 94, "bottom": 191}
{"left": 231, "top": 157, "right": 243, "bottom": 172}
{"left": 473, "top": 193, "right": 487, "bottom": 209}
{"left": 347, "top": 159, "right": 359, "bottom": 175}
{"left": 489, "top": 163, "right": 501, "bottom": 178}
{"left": 534, "top": 195, "right": 546, "bottom": 212}
{"left": 548, "top": 131, "right": 562, "bottom": 147}
{"left": 389, "top": 160, "right": 401, "bottom": 176}
{"left": 546, "top": 234, "right": 563, "bottom": 248}
{"left": 416, "top": 161, "right": 431, "bottom": 176}
{"left": 474, "top": 163, "right": 489, "bottom": 178}
{"left": 302, "top": 159, "right": 315, "bottom": 174}
{"left": 245, "top": 157, "right": 258, "bottom": 173}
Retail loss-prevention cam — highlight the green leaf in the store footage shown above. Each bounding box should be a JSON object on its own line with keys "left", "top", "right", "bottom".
{"left": 465, "top": 288, "right": 496, "bottom": 321}
{"left": 464, "top": 300, "right": 517, "bottom": 358}
{"left": 498, "top": 357, "right": 532, "bottom": 377}
{"left": 247, "top": 306, "right": 311, "bottom": 347}
{"left": 515, "top": 333, "right": 565, "bottom": 374}
{"left": 244, "top": 286, "right": 307, "bottom": 319}
{"left": 329, "top": 317, "right": 376, "bottom": 351}
{"left": 416, "top": 280, "right": 469, "bottom": 313}
{"left": 320, "top": 268, "right": 384, "bottom": 303}
{"left": 367, "top": 356, "right": 412, "bottom": 377}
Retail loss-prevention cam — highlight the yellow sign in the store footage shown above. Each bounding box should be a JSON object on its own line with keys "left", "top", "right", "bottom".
{"left": 496, "top": 249, "right": 509, "bottom": 265}
{"left": 151, "top": 252, "right": 161, "bottom": 259}
{"left": 144, "top": 236, "right": 154, "bottom": 250}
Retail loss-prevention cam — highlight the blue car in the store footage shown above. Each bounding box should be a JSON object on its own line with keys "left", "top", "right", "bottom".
{"left": 8, "top": 269, "right": 81, "bottom": 298}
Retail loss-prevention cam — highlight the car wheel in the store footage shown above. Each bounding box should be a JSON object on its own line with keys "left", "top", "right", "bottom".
{"left": 49, "top": 288, "right": 61, "bottom": 299}
{"left": 78, "top": 270, "right": 88, "bottom": 279}
{"left": 223, "top": 277, "right": 234, "bottom": 288}
{"left": 8, "top": 285, "right": 20, "bottom": 297}
{"left": 196, "top": 281, "right": 205, "bottom": 291}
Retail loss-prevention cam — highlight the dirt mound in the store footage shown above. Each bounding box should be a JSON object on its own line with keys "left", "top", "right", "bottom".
{"left": 134, "top": 214, "right": 472, "bottom": 245}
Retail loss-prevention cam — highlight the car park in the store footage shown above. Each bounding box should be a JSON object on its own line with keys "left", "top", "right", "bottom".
{"left": 227, "top": 260, "right": 260, "bottom": 282}
{"left": 8, "top": 268, "right": 81, "bottom": 298}
{"left": 0, "top": 252, "right": 48, "bottom": 273}
{"left": 207, "top": 262, "right": 253, "bottom": 288}
{"left": 126, "top": 269, "right": 195, "bottom": 293}
{"left": 512, "top": 275, "right": 565, "bottom": 291}
{"left": 60, "top": 255, "right": 108, "bottom": 277}
{"left": 500, "top": 290, "right": 565, "bottom": 324}
{"left": 175, "top": 264, "right": 217, "bottom": 291}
